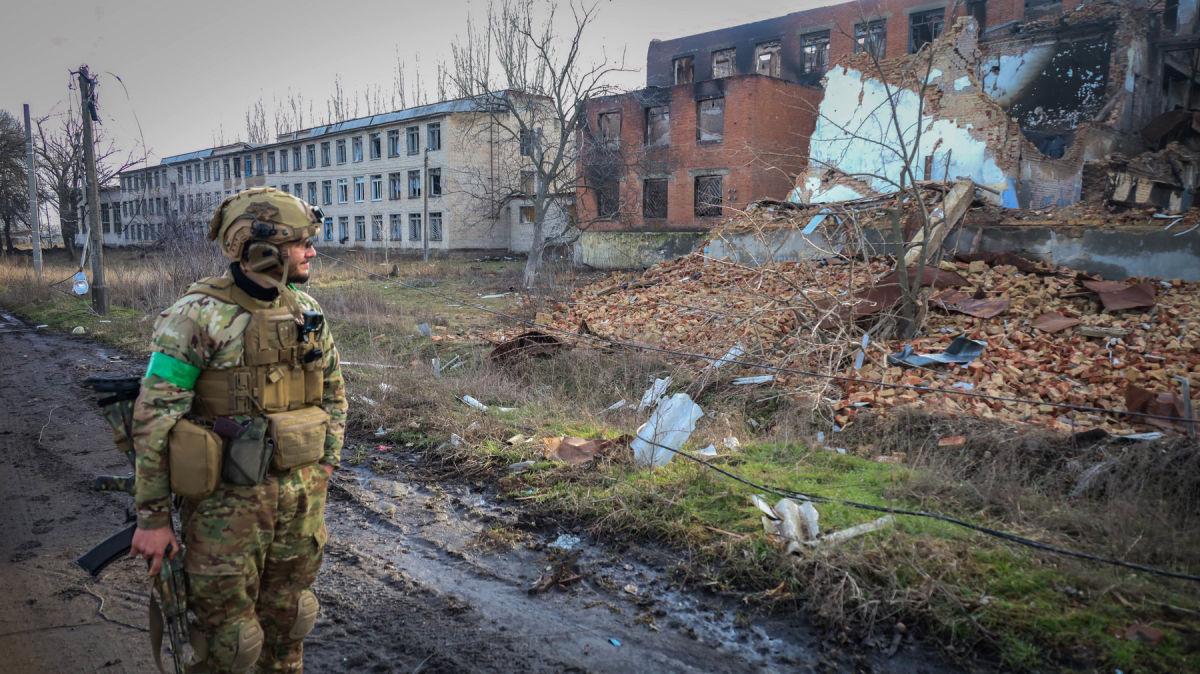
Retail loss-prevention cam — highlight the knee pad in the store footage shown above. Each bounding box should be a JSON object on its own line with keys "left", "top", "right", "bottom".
{"left": 230, "top": 619, "right": 264, "bottom": 673}
{"left": 288, "top": 589, "right": 319, "bottom": 640}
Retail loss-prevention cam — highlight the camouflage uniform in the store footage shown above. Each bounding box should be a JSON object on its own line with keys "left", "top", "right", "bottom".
{"left": 133, "top": 269, "right": 347, "bottom": 673}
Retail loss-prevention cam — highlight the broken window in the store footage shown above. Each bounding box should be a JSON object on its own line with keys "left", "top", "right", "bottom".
{"left": 909, "top": 8, "right": 944, "bottom": 53}
{"left": 696, "top": 97, "right": 725, "bottom": 143}
{"left": 519, "top": 206, "right": 535, "bottom": 223}
{"left": 755, "top": 40, "right": 781, "bottom": 78}
{"left": 598, "top": 111, "right": 621, "bottom": 147}
{"left": 595, "top": 182, "right": 619, "bottom": 218}
{"left": 1165, "top": 0, "right": 1179, "bottom": 32}
{"left": 645, "top": 106, "right": 670, "bottom": 147}
{"left": 643, "top": 179, "right": 667, "bottom": 220}
{"left": 694, "top": 175, "right": 723, "bottom": 218}
{"left": 711, "top": 48, "right": 735, "bottom": 78}
{"left": 967, "top": 0, "right": 987, "bottom": 33}
{"left": 800, "top": 30, "right": 830, "bottom": 75}
{"left": 854, "top": 20, "right": 886, "bottom": 61}
{"left": 673, "top": 56, "right": 694, "bottom": 84}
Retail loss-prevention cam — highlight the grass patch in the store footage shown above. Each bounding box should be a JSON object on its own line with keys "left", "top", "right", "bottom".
{"left": 5, "top": 249, "right": 1197, "bottom": 671}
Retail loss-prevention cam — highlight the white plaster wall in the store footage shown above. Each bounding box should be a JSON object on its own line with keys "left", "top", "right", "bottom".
{"left": 792, "top": 67, "right": 1017, "bottom": 207}
{"left": 979, "top": 45, "right": 1057, "bottom": 106}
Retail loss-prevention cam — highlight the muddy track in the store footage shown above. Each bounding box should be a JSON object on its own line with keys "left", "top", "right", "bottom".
{"left": 0, "top": 311, "right": 953, "bottom": 673}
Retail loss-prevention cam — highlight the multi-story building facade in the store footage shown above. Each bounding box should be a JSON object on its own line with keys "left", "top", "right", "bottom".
{"left": 99, "top": 94, "right": 562, "bottom": 254}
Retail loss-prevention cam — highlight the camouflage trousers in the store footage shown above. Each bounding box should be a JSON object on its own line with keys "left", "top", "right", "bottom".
{"left": 182, "top": 463, "right": 329, "bottom": 673}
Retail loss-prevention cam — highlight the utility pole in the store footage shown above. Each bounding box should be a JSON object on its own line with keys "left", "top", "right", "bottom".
{"left": 422, "top": 148, "right": 429, "bottom": 262}
{"left": 79, "top": 65, "right": 108, "bottom": 314}
{"left": 23, "top": 104, "right": 41, "bottom": 277}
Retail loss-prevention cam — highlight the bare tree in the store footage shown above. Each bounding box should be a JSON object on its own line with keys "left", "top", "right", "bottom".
{"left": 0, "top": 110, "right": 30, "bottom": 253}
{"left": 36, "top": 102, "right": 141, "bottom": 256}
{"left": 245, "top": 98, "right": 270, "bottom": 144}
{"left": 447, "top": 0, "right": 627, "bottom": 287}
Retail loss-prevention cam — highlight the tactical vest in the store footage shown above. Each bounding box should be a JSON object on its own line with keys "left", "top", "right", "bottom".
{"left": 185, "top": 276, "right": 324, "bottom": 419}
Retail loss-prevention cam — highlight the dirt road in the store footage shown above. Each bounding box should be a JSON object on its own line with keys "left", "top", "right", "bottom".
{"left": 0, "top": 311, "right": 948, "bottom": 673}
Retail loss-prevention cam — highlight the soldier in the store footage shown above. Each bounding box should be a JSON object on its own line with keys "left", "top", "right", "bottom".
{"left": 129, "top": 187, "right": 347, "bottom": 673}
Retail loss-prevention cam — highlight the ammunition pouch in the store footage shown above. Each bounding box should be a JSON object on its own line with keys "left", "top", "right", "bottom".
{"left": 168, "top": 419, "right": 222, "bottom": 500}
{"left": 267, "top": 407, "right": 328, "bottom": 471}
{"left": 221, "top": 417, "right": 272, "bottom": 486}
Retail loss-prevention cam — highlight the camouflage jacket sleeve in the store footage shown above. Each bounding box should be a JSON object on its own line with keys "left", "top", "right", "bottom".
{"left": 131, "top": 294, "right": 224, "bottom": 530}
{"left": 297, "top": 290, "right": 347, "bottom": 468}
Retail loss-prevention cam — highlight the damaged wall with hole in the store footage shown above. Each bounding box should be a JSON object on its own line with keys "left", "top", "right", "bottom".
{"left": 793, "top": 2, "right": 1195, "bottom": 210}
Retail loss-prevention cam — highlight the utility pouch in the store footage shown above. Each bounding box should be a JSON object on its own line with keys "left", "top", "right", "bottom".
{"left": 168, "top": 419, "right": 222, "bottom": 500}
{"left": 266, "top": 407, "right": 328, "bottom": 471}
{"left": 222, "top": 417, "right": 272, "bottom": 486}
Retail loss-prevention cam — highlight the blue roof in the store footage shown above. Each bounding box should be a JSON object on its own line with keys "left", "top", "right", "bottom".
{"left": 161, "top": 148, "right": 213, "bottom": 164}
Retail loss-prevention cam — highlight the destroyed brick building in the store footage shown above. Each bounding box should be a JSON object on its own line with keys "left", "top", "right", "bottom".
{"left": 575, "top": 0, "right": 1200, "bottom": 267}
{"left": 794, "top": 0, "right": 1200, "bottom": 210}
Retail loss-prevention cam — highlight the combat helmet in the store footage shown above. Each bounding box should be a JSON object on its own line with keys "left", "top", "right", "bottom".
{"left": 208, "top": 187, "right": 323, "bottom": 274}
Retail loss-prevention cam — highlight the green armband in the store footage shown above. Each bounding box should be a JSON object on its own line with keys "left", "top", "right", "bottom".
{"left": 145, "top": 351, "right": 202, "bottom": 390}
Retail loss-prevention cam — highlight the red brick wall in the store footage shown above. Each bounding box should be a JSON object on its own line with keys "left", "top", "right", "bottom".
{"left": 578, "top": 76, "right": 821, "bottom": 230}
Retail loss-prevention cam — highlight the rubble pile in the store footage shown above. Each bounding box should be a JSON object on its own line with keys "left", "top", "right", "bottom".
{"left": 494, "top": 246, "right": 1198, "bottom": 436}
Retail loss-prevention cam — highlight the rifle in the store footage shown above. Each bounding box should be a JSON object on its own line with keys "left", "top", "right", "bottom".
{"left": 79, "top": 375, "right": 191, "bottom": 674}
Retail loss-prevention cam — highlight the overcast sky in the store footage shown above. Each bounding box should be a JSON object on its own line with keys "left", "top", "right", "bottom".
{"left": 2, "top": 0, "right": 828, "bottom": 168}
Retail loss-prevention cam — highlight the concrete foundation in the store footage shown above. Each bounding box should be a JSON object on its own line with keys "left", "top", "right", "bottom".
{"left": 575, "top": 230, "right": 708, "bottom": 269}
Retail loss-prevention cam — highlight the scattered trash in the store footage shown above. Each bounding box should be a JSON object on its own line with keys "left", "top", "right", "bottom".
{"left": 754, "top": 495, "right": 820, "bottom": 555}
{"left": 622, "top": 584, "right": 639, "bottom": 596}
{"left": 930, "top": 288, "right": 1011, "bottom": 318}
{"left": 71, "top": 326, "right": 86, "bottom": 335}
{"left": 731, "top": 375, "right": 774, "bottom": 385}
{"left": 853, "top": 333, "right": 870, "bottom": 370}
{"left": 507, "top": 460, "right": 535, "bottom": 474}
{"left": 374, "top": 445, "right": 393, "bottom": 452}
{"left": 1120, "top": 624, "right": 1164, "bottom": 646}
{"left": 951, "top": 381, "right": 974, "bottom": 391}
{"left": 938, "top": 436, "right": 966, "bottom": 449}
{"left": 506, "top": 434, "right": 527, "bottom": 445}
{"left": 449, "top": 433, "right": 464, "bottom": 447}
{"left": 875, "top": 453, "right": 906, "bottom": 464}
{"left": 631, "top": 393, "right": 703, "bottom": 466}
{"left": 708, "top": 343, "right": 744, "bottom": 369}
{"left": 609, "top": 638, "right": 621, "bottom": 648}
{"left": 548, "top": 533, "right": 580, "bottom": 550}
{"left": 1125, "top": 384, "right": 1189, "bottom": 431}
{"left": 416, "top": 323, "right": 432, "bottom": 337}
{"left": 489, "top": 330, "right": 563, "bottom": 363}
{"left": 355, "top": 395, "right": 378, "bottom": 407}
{"left": 542, "top": 436, "right": 628, "bottom": 465}
{"left": 722, "top": 437, "right": 741, "bottom": 451}
{"left": 888, "top": 335, "right": 986, "bottom": 368}
{"left": 1078, "top": 325, "right": 1131, "bottom": 339}
{"left": 604, "top": 399, "right": 628, "bottom": 412}
{"left": 806, "top": 515, "right": 896, "bottom": 547}
{"left": 1031, "top": 312, "right": 1081, "bottom": 333}
{"left": 637, "top": 377, "right": 672, "bottom": 412}
{"left": 479, "top": 292, "right": 512, "bottom": 299}
{"left": 697, "top": 444, "right": 718, "bottom": 457}
{"left": 374, "top": 426, "right": 391, "bottom": 437}
{"left": 35, "top": 324, "right": 48, "bottom": 329}
{"left": 461, "top": 395, "right": 488, "bottom": 411}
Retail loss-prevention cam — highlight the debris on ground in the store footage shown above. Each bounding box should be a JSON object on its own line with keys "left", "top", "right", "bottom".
{"left": 631, "top": 393, "right": 703, "bottom": 466}
{"left": 542, "top": 436, "right": 629, "bottom": 465}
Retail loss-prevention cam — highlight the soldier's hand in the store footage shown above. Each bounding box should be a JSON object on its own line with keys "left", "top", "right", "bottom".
{"left": 130, "top": 526, "right": 179, "bottom": 577}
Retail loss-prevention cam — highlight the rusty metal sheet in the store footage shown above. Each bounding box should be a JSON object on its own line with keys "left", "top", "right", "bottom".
{"left": 1081, "top": 281, "right": 1156, "bottom": 311}
{"left": 930, "top": 288, "right": 1011, "bottom": 318}
{"left": 1031, "top": 312, "right": 1081, "bottom": 333}
{"left": 1125, "top": 385, "right": 1187, "bottom": 431}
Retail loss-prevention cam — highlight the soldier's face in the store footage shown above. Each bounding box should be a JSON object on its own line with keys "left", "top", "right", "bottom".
{"left": 284, "top": 239, "right": 317, "bottom": 283}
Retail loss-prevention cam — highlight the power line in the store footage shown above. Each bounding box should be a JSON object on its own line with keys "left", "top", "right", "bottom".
{"left": 317, "top": 252, "right": 1195, "bottom": 426}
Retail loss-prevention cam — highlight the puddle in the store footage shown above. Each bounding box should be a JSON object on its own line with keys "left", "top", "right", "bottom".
{"left": 325, "top": 457, "right": 952, "bottom": 672}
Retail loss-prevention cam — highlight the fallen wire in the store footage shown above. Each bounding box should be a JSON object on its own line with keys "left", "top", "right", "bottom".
{"left": 318, "top": 253, "right": 1200, "bottom": 581}
{"left": 317, "top": 253, "right": 1196, "bottom": 426}
{"left": 633, "top": 435, "right": 1200, "bottom": 583}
